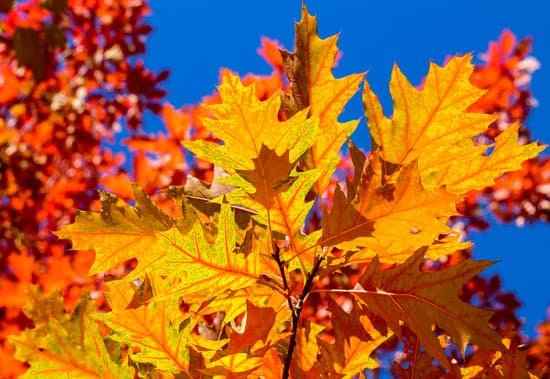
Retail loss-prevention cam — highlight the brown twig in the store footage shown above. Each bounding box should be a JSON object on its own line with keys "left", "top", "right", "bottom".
{"left": 272, "top": 244, "right": 295, "bottom": 315}
{"left": 282, "top": 254, "right": 324, "bottom": 379}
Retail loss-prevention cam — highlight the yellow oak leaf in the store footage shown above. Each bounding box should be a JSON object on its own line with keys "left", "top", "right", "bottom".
{"left": 425, "top": 123, "right": 545, "bottom": 193}
{"left": 187, "top": 286, "right": 275, "bottom": 325}
{"left": 201, "top": 353, "right": 263, "bottom": 378}
{"left": 184, "top": 69, "right": 318, "bottom": 172}
{"left": 363, "top": 55, "right": 544, "bottom": 194}
{"left": 263, "top": 168, "right": 320, "bottom": 242}
{"left": 354, "top": 249, "right": 503, "bottom": 369}
{"left": 363, "top": 54, "right": 495, "bottom": 168}
{"left": 295, "top": 321, "right": 325, "bottom": 372}
{"left": 55, "top": 185, "right": 175, "bottom": 278}
{"left": 150, "top": 202, "right": 263, "bottom": 301}
{"left": 228, "top": 167, "right": 321, "bottom": 269}
{"left": 183, "top": 69, "right": 322, "bottom": 261}
{"left": 57, "top": 186, "right": 263, "bottom": 302}
{"left": 281, "top": 5, "right": 363, "bottom": 194}
{"left": 96, "top": 279, "right": 193, "bottom": 374}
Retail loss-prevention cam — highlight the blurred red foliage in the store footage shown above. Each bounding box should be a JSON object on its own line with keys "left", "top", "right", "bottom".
{"left": 529, "top": 311, "right": 550, "bottom": 377}
{"left": 457, "top": 30, "right": 550, "bottom": 233}
{"left": 0, "top": 0, "right": 166, "bottom": 375}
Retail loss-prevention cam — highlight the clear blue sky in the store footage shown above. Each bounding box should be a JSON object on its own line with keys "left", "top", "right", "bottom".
{"left": 143, "top": 1, "right": 550, "bottom": 337}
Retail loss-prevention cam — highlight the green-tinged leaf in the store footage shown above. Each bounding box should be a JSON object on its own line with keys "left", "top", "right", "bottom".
{"left": 57, "top": 187, "right": 262, "bottom": 301}
{"left": 152, "top": 202, "right": 262, "bottom": 301}
{"left": 55, "top": 185, "right": 174, "bottom": 278}
{"left": 97, "top": 279, "right": 193, "bottom": 374}
{"left": 10, "top": 291, "right": 132, "bottom": 379}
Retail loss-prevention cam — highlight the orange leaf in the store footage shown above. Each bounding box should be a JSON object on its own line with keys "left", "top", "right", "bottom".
{"left": 227, "top": 300, "right": 277, "bottom": 354}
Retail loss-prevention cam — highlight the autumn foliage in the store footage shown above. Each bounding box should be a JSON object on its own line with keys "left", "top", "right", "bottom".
{"left": 2, "top": 2, "right": 550, "bottom": 378}
{"left": 0, "top": 0, "right": 167, "bottom": 375}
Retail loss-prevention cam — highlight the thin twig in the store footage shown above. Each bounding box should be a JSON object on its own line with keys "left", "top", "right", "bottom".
{"left": 272, "top": 244, "right": 295, "bottom": 315}
{"left": 282, "top": 254, "right": 324, "bottom": 379}
{"left": 265, "top": 205, "right": 295, "bottom": 314}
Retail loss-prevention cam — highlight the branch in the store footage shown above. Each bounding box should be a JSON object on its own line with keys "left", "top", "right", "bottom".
{"left": 272, "top": 244, "right": 294, "bottom": 315}
{"left": 282, "top": 253, "right": 324, "bottom": 379}
{"left": 266, "top": 207, "right": 294, "bottom": 314}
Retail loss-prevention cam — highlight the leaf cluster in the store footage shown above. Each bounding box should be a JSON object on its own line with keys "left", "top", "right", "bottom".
{"left": 10, "top": 5, "right": 544, "bottom": 378}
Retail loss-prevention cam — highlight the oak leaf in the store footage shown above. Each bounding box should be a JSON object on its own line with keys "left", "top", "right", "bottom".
{"left": 425, "top": 123, "right": 545, "bottom": 193}
{"left": 354, "top": 249, "right": 503, "bottom": 369}
{"left": 229, "top": 167, "right": 322, "bottom": 269}
{"left": 201, "top": 353, "right": 263, "bottom": 378}
{"left": 320, "top": 184, "right": 374, "bottom": 247}
{"left": 151, "top": 202, "right": 263, "bottom": 301}
{"left": 57, "top": 186, "right": 263, "bottom": 302}
{"left": 363, "top": 55, "right": 495, "bottom": 168}
{"left": 260, "top": 348, "right": 284, "bottom": 378}
{"left": 294, "top": 321, "right": 325, "bottom": 373}
{"left": 184, "top": 69, "right": 318, "bottom": 172}
{"left": 9, "top": 289, "right": 132, "bottom": 378}
{"left": 183, "top": 69, "right": 321, "bottom": 261}
{"left": 96, "top": 279, "right": 193, "bottom": 374}
{"left": 281, "top": 5, "right": 363, "bottom": 194}
{"left": 187, "top": 286, "right": 278, "bottom": 326}
{"left": 236, "top": 145, "right": 297, "bottom": 210}
{"left": 363, "top": 55, "right": 544, "bottom": 193}
{"left": 55, "top": 186, "right": 175, "bottom": 279}
{"left": 226, "top": 300, "right": 282, "bottom": 355}
{"left": 319, "top": 299, "right": 390, "bottom": 377}
{"left": 320, "top": 157, "right": 462, "bottom": 262}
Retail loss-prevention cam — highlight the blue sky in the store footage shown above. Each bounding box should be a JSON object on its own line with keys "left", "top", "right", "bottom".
{"left": 144, "top": 1, "right": 550, "bottom": 337}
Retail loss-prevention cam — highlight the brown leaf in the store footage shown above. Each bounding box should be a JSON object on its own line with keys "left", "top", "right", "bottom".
{"left": 319, "top": 185, "right": 374, "bottom": 247}
{"left": 237, "top": 145, "right": 297, "bottom": 210}
{"left": 227, "top": 300, "right": 277, "bottom": 354}
{"left": 354, "top": 249, "right": 503, "bottom": 369}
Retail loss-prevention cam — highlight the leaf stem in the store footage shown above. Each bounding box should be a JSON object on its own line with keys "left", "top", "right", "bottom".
{"left": 282, "top": 253, "right": 324, "bottom": 379}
